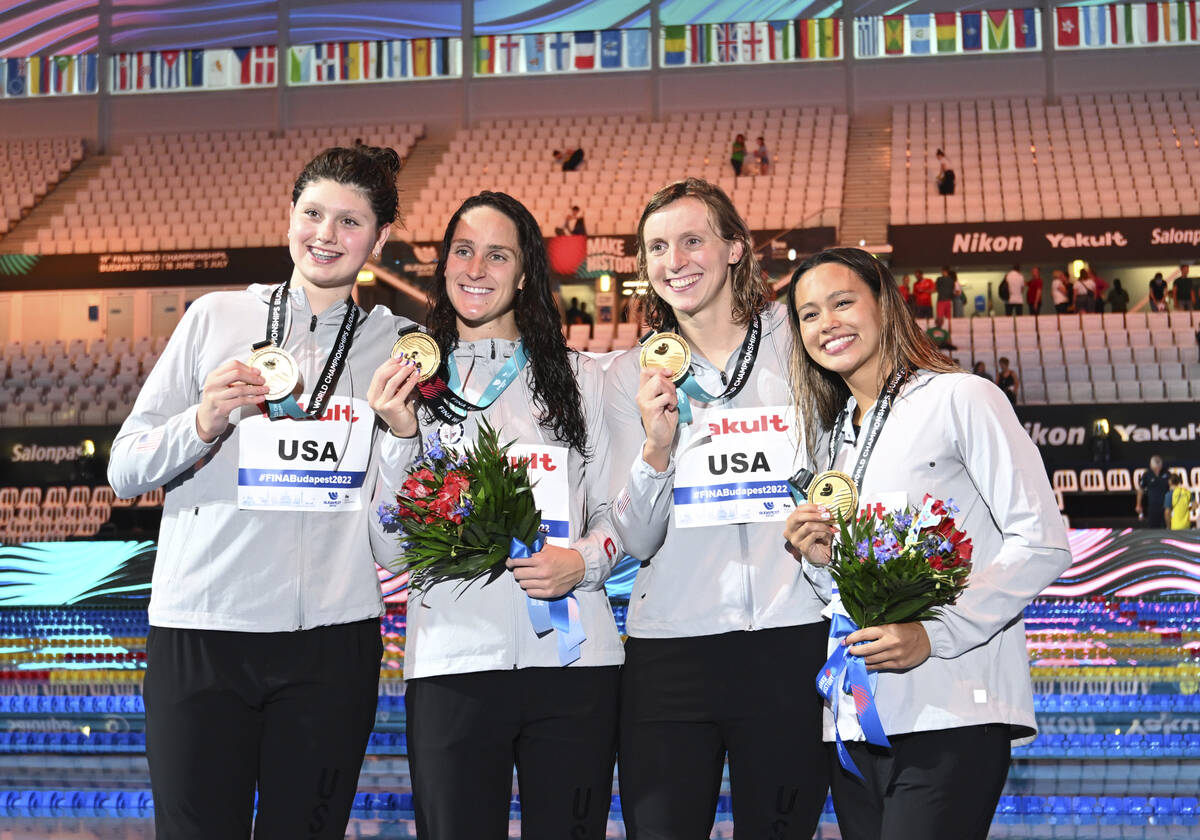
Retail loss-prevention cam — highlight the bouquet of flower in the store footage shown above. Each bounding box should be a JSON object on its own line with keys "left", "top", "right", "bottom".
{"left": 829, "top": 495, "right": 973, "bottom": 629}
{"left": 378, "top": 419, "right": 541, "bottom": 592}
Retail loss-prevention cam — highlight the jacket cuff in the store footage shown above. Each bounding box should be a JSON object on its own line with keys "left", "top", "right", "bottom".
{"left": 921, "top": 618, "right": 952, "bottom": 658}
{"left": 380, "top": 432, "right": 421, "bottom": 489}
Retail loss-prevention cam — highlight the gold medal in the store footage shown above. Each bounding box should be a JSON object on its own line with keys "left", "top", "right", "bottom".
{"left": 806, "top": 470, "right": 859, "bottom": 521}
{"left": 392, "top": 331, "right": 441, "bottom": 383}
{"left": 248, "top": 345, "right": 300, "bottom": 402}
{"left": 639, "top": 332, "right": 691, "bottom": 383}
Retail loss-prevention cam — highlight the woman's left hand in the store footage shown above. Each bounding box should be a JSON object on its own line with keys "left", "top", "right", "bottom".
{"left": 845, "top": 623, "right": 931, "bottom": 671}
{"left": 507, "top": 544, "right": 585, "bottom": 599}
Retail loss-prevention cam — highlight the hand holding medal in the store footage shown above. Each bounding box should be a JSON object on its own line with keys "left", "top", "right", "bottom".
{"left": 636, "top": 332, "right": 689, "bottom": 472}
{"left": 783, "top": 468, "right": 860, "bottom": 567}
{"left": 196, "top": 359, "right": 271, "bottom": 444}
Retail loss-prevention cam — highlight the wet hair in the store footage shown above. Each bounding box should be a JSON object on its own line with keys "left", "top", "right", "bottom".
{"left": 785, "top": 247, "right": 958, "bottom": 464}
{"left": 292, "top": 145, "right": 402, "bottom": 228}
{"left": 634, "top": 177, "right": 767, "bottom": 331}
{"left": 427, "top": 191, "right": 589, "bottom": 457}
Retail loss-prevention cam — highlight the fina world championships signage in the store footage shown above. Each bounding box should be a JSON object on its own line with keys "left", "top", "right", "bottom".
{"left": 888, "top": 215, "right": 1200, "bottom": 266}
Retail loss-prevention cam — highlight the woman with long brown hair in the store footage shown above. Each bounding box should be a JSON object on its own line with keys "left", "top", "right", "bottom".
{"left": 783, "top": 247, "right": 1070, "bottom": 840}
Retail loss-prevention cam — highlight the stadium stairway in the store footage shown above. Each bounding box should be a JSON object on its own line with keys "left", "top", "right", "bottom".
{"left": 837, "top": 114, "right": 891, "bottom": 248}
{"left": 0, "top": 156, "right": 109, "bottom": 254}
{"left": 394, "top": 135, "right": 451, "bottom": 233}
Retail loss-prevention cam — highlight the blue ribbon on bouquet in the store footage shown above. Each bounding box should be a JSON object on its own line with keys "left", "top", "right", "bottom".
{"left": 816, "top": 612, "right": 891, "bottom": 780}
{"left": 510, "top": 536, "right": 586, "bottom": 667}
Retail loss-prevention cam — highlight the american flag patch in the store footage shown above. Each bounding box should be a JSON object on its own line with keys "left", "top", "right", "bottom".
{"left": 134, "top": 428, "right": 164, "bottom": 453}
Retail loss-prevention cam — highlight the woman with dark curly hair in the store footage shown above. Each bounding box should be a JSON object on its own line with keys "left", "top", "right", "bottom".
{"left": 369, "top": 191, "right": 624, "bottom": 840}
{"left": 604, "top": 178, "right": 830, "bottom": 839}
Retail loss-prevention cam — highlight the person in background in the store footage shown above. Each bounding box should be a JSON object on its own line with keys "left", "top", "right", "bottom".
{"left": 566, "top": 297, "right": 584, "bottom": 324}
{"left": 1169, "top": 264, "right": 1195, "bottom": 311}
{"left": 554, "top": 147, "right": 585, "bottom": 172}
{"left": 1027, "top": 267, "right": 1044, "bottom": 315}
{"left": 1167, "top": 473, "right": 1195, "bottom": 530}
{"left": 1091, "top": 270, "right": 1109, "bottom": 311}
{"left": 996, "top": 356, "right": 1018, "bottom": 405}
{"left": 1072, "top": 269, "right": 1097, "bottom": 314}
{"left": 1051, "top": 270, "right": 1070, "bottom": 314}
{"left": 1003, "top": 265, "right": 1025, "bottom": 316}
{"left": 556, "top": 205, "right": 586, "bottom": 236}
{"left": 973, "top": 360, "right": 991, "bottom": 381}
{"left": 935, "top": 267, "right": 956, "bottom": 321}
{"left": 897, "top": 274, "right": 913, "bottom": 313}
{"left": 731, "top": 134, "right": 747, "bottom": 176}
{"left": 754, "top": 136, "right": 770, "bottom": 175}
{"left": 925, "top": 316, "right": 955, "bottom": 353}
{"left": 934, "top": 149, "right": 955, "bottom": 195}
{"left": 1106, "top": 278, "right": 1129, "bottom": 314}
{"left": 913, "top": 271, "right": 935, "bottom": 319}
{"left": 1136, "top": 455, "right": 1170, "bottom": 528}
{"left": 1149, "top": 272, "right": 1168, "bottom": 312}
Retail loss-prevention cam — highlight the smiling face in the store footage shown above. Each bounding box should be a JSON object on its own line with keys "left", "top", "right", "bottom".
{"left": 288, "top": 178, "right": 388, "bottom": 296}
{"left": 792, "top": 262, "right": 884, "bottom": 391}
{"left": 641, "top": 197, "right": 743, "bottom": 326}
{"left": 443, "top": 205, "right": 524, "bottom": 340}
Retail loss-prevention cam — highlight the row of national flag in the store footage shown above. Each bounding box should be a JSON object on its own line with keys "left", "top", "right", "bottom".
{"left": 110, "top": 47, "right": 277, "bottom": 92}
{"left": 1055, "top": 2, "right": 1199, "bottom": 48}
{"left": 661, "top": 20, "right": 842, "bottom": 65}
{"left": 2, "top": 55, "right": 99, "bottom": 97}
{"left": 856, "top": 9, "right": 1040, "bottom": 57}
{"left": 474, "top": 30, "right": 650, "bottom": 74}
{"left": 289, "top": 38, "right": 461, "bottom": 84}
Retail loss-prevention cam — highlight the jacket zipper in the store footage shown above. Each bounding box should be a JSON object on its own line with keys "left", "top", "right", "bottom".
{"left": 296, "top": 310, "right": 321, "bottom": 630}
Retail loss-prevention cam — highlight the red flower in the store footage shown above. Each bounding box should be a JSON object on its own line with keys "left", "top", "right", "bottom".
{"left": 929, "top": 556, "right": 944, "bottom": 571}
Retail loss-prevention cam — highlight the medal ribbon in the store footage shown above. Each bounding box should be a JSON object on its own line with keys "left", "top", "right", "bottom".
{"left": 416, "top": 342, "right": 529, "bottom": 425}
{"left": 816, "top": 605, "right": 891, "bottom": 781}
{"left": 827, "top": 366, "right": 910, "bottom": 484}
{"left": 510, "top": 535, "right": 586, "bottom": 667}
{"left": 258, "top": 280, "right": 359, "bottom": 421}
{"left": 641, "top": 316, "right": 761, "bottom": 424}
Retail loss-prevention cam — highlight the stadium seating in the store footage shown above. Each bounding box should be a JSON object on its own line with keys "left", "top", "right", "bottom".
{"left": 891, "top": 91, "right": 1200, "bottom": 224}
{"left": 401, "top": 107, "right": 848, "bottom": 241}
{"left": 0, "top": 138, "right": 86, "bottom": 235}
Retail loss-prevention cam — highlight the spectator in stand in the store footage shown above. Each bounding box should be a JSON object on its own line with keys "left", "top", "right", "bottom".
{"left": 952, "top": 272, "right": 966, "bottom": 318}
{"left": 972, "top": 360, "right": 991, "bottom": 381}
{"left": 996, "top": 356, "right": 1018, "bottom": 405}
{"left": 554, "top": 147, "right": 585, "bottom": 172}
{"left": 1027, "top": 266, "right": 1044, "bottom": 315}
{"left": 1169, "top": 263, "right": 1195, "bottom": 311}
{"left": 1073, "top": 269, "right": 1097, "bottom": 313}
{"left": 934, "top": 149, "right": 955, "bottom": 195}
{"left": 556, "top": 205, "right": 586, "bottom": 236}
{"left": 926, "top": 316, "right": 956, "bottom": 352}
{"left": 1051, "top": 270, "right": 1070, "bottom": 314}
{"left": 913, "top": 270, "right": 935, "bottom": 319}
{"left": 754, "top": 137, "right": 770, "bottom": 175}
{"left": 1149, "top": 272, "right": 1168, "bottom": 312}
{"left": 566, "top": 297, "right": 584, "bottom": 324}
{"left": 897, "top": 274, "right": 913, "bottom": 313}
{"left": 1091, "top": 271, "right": 1109, "bottom": 312}
{"left": 936, "top": 266, "right": 956, "bottom": 321}
{"left": 1106, "top": 278, "right": 1129, "bottom": 314}
{"left": 577, "top": 301, "right": 594, "bottom": 326}
{"left": 1137, "top": 455, "right": 1170, "bottom": 527}
{"left": 731, "top": 134, "right": 747, "bottom": 176}
{"left": 1003, "top": 264, "right": 1025, "bottom": 316}
{"left": 1167, "top": 474, "right": 1195, "bottom": 530}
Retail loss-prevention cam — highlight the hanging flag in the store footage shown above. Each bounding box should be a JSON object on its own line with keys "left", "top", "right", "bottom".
{"left": 884, "top": 15, "right": 905, "bottom": 53}
{"left": 184, "top": 49, "right": 203, "bottom": 86}
{"left": 909, "top": 13, "right": 933, "bottom": 53}
{"left": 664, "top": 25, "right": 686, "bottom": 65}
{"left": 1162, "top": 1, "right": 1189, "bottom": 40}
{"left": 497, "top": 35, "right": 521, "bottom": 73}
{"left": 626, "top": 28, "right": 650, "bottom": 67}
{"left": 549, "top": 32, "right": 573, "bottom": 70}
{"left": 474, "top": 36, "right": 493, "bottom": 75}
{"left": 716, "top": 23, "right": 738, "bottom": 62}
{"left": 525, "top": 34, "right": 545, "bottom": 71}
{"left": 1015, "top": 8, "right": 1039, "bottom": 47}
{"left": 600, "top": 29, "right": 622, "bottom": 68}
{"left": 1137, "top": 2, "right": 1160, "bottom": 41}
{"left": 742, "top": 21, "right": 767, "bottom": 61}
{"left": 51, "top": 55, "right": 74, "bottom": 93}
{"left": 136, "top": 51, "right": 155, "bottom": 89}
{"left": 1109, "top": 3, "right": 1136, "bottom": 44}
{"left": 961, "top": 11, "right": 983, "bottom": 50}
{"left": 80, "top": 54, "right": 98, "bottom": 92}
{"left": 412, "top": 38, "right": 432, "bottom": 76}
{"left": 386, "top": 40, "right": 407, "bottom": 78}
{"left": 986, "top": 10, "right": 1011, "bottom": 50}
{"left": 363, "top": 41, "right": 382, "bottom": 80}
{"left": 159, "top": 50, "right": 181, "bottom": 88}
{"left": 574, "top": 31, "right": 596, "bottom": 69}
{"left": 290, "top": 45, "right": 313, "bottom": 83}
{"left": 1056, "top": 6, "right": 1081, "bottom": 46}
{"left": 796, "top": 19, "right": 816, "bottom": 58}
{"left": 821, "top": 18, "right": 840, "bottom": 57}
{"left": 5, "top": 58, "right": 25, "bottom": 96}
{"left": 935, "top": 12, "right": 958, "bottom": 51}
{"left": 437, "top": 37, "right": 454, "bottom": 76}
{"left": 1081, "top": 5, "right": 1107, "bottom": 45}
{"left": 857, "top": 17, "right": 880, "bottom": 57}
{"left": 769, "top": 20, "right": 792, "bottom": 60}
{"left": 314, "top": 43, "right": 340, "bottom": 82}
{"left": 691, "top": 23, "right": 711, "bottom": 63}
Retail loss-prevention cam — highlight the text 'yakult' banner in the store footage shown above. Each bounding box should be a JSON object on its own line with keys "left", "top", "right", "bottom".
{"left": 889, "top": 215, "right": 1200, "bottom": 265}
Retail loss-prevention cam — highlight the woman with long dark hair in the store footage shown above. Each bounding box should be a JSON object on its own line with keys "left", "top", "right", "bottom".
{"left": 369, "top": 191, "right": 623, "bottom": 840}
{"left": 109, "top": 145, "right": 413, "bottom": 839}
{"left": 783, "top": 247, "right": 1070, "bottom": 840}
{"left": 604, "top": 178, "right": 830, "bottom": 839}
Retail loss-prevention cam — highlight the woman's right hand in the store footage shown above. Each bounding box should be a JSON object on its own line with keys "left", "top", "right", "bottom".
{"left": 368, "top": 357, "right": 422, "bottom": 438}
{"left": 637, "top": 367, "right": 679, "bottom": 472}
{"left": 196, "top": 360, "right": 270, "bottom": 444}
{"left": 783, "top": 503, "right": 837, "bottom": 567}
